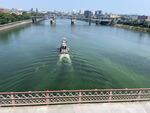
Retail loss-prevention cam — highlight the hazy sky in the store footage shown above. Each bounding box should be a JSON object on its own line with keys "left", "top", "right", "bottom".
{"left": 0, "top": 0, "right": 150, "bottom": 15}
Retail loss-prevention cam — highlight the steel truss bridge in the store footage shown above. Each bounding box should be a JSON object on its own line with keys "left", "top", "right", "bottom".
{"left": 0, "top": 88, "right": 150, "bottom": 107}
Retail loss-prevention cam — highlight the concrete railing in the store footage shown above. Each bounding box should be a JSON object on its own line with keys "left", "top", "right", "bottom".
{"left": 0, "top": 88, "right": 150, "bottom": 107}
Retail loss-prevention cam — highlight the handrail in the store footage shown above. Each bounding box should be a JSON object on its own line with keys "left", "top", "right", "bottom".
{"left": 0, "top": 88, "right": 150, "bottom": 107}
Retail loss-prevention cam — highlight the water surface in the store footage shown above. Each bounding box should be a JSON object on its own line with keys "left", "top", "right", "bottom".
{"left": 0, "top": 19, "right": 150, "bottom": 92}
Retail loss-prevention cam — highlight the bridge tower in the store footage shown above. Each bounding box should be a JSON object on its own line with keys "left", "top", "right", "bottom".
{"left": 89, "top": 19, "right": 92, "bottom": 26}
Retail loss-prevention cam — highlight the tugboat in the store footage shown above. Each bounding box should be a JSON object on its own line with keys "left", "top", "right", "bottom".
{"left": 59, "top": 38, "right": 69, "bottom": 54}
{"left": 58, "top": 38, "right": 71, "bottom": 64}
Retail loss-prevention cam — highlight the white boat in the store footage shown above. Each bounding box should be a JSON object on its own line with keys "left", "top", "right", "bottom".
{"left": 59, "top": 38, "right": 69, "bottom": 54}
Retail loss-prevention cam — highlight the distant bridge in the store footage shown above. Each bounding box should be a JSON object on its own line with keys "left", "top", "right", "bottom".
{"left": 34, "top": 14, "right": 115, "bottom": 26}
{"left": 76, "top": 17, "right": 113, "bottom": 25}
{"left": 31, "top": 16, "right": 46, "bottom": 23}
{"left": 0, "top": 88, "right": 150, "bottom": 107}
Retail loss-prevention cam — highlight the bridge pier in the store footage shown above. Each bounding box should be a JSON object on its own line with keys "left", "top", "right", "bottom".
{"left": 50, "top": 16, "right": 56, "bottom": 25}
{"left": 32, "top": 17, "right": 37, "bottom": 23}
{"left": 71, "top": 18, "right": 76, "bottom": 25}
{"left": 50, "top": 19, "right": 56, "bottom": 25}
{"left": 50, "top": 18, "right": 56, "bottom": 25}
{"left": 95, "top": 20, "right": 101, "bottom": 25}
{"left": 89, "top": 19, "right": 91, "bottom": 26}
{"left": 71, "top": 16, "right": 76, "bottom": 25}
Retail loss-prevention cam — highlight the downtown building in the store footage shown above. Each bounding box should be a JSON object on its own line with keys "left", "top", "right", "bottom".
{"left": 84, "top": 10, "right": 93, "bottom": 18}
{"left": 0, "top": 8, "right": 10, "bottom": 13}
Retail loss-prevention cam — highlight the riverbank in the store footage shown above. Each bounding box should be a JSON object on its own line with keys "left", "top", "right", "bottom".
{"left": 0, "top": 19, "right": 43, "bottom": 31}
{"left": 114, "top": 24, "right": 150, "bottom": 33}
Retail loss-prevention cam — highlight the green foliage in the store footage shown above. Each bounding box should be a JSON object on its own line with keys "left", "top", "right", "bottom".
{"left": 118, "top": 18, "right": 150, "bottom": 28}
{"left": 0, "top": 11, "right": 45, "bottom": 25}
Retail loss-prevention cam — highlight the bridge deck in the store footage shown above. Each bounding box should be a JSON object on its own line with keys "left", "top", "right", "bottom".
{"left": 1, "top": 102, "right": 150, "bottom": 113}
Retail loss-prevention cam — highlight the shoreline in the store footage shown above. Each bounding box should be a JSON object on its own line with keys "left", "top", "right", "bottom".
{"left": 1, "top": 19, "right": 150, "bottom": 33}
{"left": 0, "top": 19, "right": 43, "bottom": 32}
{"left": 114, "top": 24, "right": 150, "bottom": 33}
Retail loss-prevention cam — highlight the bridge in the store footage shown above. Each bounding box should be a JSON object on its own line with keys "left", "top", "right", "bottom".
{"left": 75, "top": 17, "right": 113, "bottom": 25}
{"left": 46, "top": 14, "right": 114, "bottom": 25}
{"left": 65, "top": 16, "right": 113, "bottom": 26}
{"left": 31, "top": 16, "right": 46, "bottom": 23}
{"left": 31, "top": 12, "right": 116, "bottom": 26}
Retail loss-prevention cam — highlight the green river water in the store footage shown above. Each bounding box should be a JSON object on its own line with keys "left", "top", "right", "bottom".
{"left": 0, "top": 19, "right": 150, "bottom": 92}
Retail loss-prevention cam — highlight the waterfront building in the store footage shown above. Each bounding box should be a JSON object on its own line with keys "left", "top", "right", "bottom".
{"left": 121, "top": 15, "right": 138, "bottom": 20}
{"left": 0, "top": 8, "right": 10, "bottom": 13}
{"left": 84, "top": 10, "right": 93, "bottom": 18}
{"left": 10, "top": 8, "right": 23, "bottom": 15}
{"left": 138, "top": 15, "right": 148, "bottom": 20}
{"left": 36, "top": 8, "right": 38, "bottom": 13}
{"left": 78, "top": 10, "right": 84, "bottom": 15}
{"left": 95, "top": 10, "right": 102, "bottom": 18}
{"left": 109, "top": 13, "right": 121, "bottom": 19}
{"left": 147, "top": 16, "right": 150, "bottom": 21}
{"left": 30, "top": 8, "right": 34, "bottom": 13}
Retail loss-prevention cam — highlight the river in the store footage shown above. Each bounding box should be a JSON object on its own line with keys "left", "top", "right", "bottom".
{"left": 0, "top": 19, "right": 150, "bottom": 92}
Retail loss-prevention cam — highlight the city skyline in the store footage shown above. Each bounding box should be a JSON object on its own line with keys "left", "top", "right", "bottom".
{"left": 0, "top": 0, "right": 150, "bottom": 15}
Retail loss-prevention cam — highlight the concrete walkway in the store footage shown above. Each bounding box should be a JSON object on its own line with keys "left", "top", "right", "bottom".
{"left": 0, "top": 19, "right": 43, "bottom": 31}
{"left": 1, "top": 102, "right": 150, "bottom": 113}
{"left": 0, "top": 20, "right": 32, "bottom": 31}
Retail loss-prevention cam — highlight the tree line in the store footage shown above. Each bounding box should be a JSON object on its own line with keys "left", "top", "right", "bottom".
{"left": 0, "top": 12, "right": 44, "bottom": 25}
{"left": 117, "top": 19, "right": 150, "bottom": 28}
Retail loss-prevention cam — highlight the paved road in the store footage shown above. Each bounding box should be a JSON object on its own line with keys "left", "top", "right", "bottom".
{"left": 1, "top": 102, "right": 150, "bottom": 113}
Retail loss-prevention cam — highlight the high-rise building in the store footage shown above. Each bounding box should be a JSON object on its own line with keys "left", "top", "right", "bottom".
{"left": 30, "top": 8, "right": 34, "bottom": 13}
{"left": 78, "top": 10, "right": 84, "bottom": 15}
{"left": 95, "top": 10, "right": 102, "bottom": 18}
{"left": 36, "top": 8, "right": 38, "bottom": 13}
{"left": 84, "top": 10, "right": 93, "bottom": 18}
{"left": 95, "top": 10, "right": 102, "bottom": 15}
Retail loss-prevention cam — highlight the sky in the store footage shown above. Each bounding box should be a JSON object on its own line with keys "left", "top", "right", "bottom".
{"left": 0, "top": 0, "right": 150, "bottom": 15}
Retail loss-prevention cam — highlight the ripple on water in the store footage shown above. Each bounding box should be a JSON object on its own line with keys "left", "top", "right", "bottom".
{"left": 71, "top": 52, "right": 113, "bottom": 88}
{"left": 0, "top": 49, "right": 59, "bottom": 91}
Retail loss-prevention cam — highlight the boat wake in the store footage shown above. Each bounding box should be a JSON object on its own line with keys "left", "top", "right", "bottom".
{"left": 58, "top": 54, "right": 72, "bottom": 65}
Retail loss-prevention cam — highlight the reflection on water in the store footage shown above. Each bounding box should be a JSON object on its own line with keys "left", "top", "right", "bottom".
{"left": 0, "top": 24, "right": 32, "bottom": 44}
{"left": 0, "top": 19, "right": 150, "bottom": 92}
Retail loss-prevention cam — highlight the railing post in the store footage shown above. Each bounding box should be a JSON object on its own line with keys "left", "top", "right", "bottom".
{"left": 11, "top": 93, "right": 15, "bottom": 105}
{"left": 79, "top": 91, "right": 82, "bottom": 103}
{"left": 109, "top": 91, "right": 112, "bottom": 102}
{"left": 46, "top": 91, "right": 49, "bottom": 104}
{"left": 138, "top": 90, "right": 142, "bottom": 100}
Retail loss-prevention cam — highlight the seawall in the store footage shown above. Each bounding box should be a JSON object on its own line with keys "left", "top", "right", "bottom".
{"left": 0, "top": 19, "right": 43, "bottom": 31}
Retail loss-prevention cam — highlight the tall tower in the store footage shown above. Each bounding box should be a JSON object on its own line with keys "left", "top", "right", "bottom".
{"left": 36, "top": 8, "right": 38, "bottom": 13}
{"left": 30, "top": 8, "right": 34, "bottom": 13}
